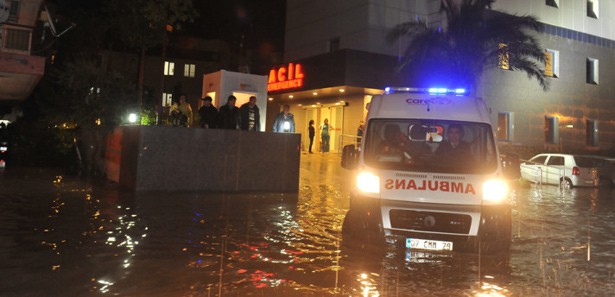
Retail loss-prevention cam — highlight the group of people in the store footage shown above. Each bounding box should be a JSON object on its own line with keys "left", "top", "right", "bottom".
{"left": 169, "top": 94, "right": 261, "bottom": 131}
{"left": 168, "top": 95, "right": 299, "bottom": 134}
{"left": 307, "top": 118, "right": 334, "bottom": 154}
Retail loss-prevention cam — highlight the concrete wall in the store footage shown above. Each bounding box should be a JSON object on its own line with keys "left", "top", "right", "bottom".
{"left": 111, "top": 126, "right": 300, "bottom": 192}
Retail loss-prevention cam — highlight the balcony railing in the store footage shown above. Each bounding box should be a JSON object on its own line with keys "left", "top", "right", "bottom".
{"left": 0, "top": 24, "right": 32, "bottom": 54}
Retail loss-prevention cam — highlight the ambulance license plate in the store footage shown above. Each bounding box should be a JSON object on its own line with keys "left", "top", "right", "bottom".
{"left": 406, "top": 238, "right": 453, "bottom": 251}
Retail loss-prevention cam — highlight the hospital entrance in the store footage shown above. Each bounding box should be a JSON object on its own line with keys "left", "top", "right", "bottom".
{"left": 304, "top": 105, "right": 344, "bottom": 153}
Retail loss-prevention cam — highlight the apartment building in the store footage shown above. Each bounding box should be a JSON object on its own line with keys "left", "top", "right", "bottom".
{"left": 0, "top": 0, "right": 45, "bottom": 122}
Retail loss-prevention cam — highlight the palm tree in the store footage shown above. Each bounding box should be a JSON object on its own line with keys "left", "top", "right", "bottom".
{"left": 388, "top": 0, "right": 549, "bottom": 91}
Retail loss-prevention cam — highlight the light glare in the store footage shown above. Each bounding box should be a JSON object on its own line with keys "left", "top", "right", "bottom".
{"left": 482, "top": 179, "right": 509, "bottom": 203}
{"left": 357, "top": 171, "right": 380, "bottom": 193}
{"left": 128, "top": 113, "right": 138, "bottom": 123}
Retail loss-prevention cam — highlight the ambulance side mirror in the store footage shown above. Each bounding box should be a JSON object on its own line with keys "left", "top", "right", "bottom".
{"left": 341, "top": 145, "right": 358, "bottom": 170}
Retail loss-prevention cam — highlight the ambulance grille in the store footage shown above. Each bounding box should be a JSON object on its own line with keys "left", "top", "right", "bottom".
{"left": 389, "top": 210, "right": 472, "bottom": 234}
{"left": 395, "top": 173, "right": 427, "bottom": 179}
{"left": 433, "top": 175, "right": 466, "bottom": 181}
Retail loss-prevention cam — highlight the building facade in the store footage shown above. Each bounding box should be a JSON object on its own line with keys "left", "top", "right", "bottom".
{"left": 267, "top": 0, "right": 614, "bottom": 155}
{"left": 100, "top": 37, "right": 232, "bottom": 115}
{"left": 0, "top": 0, "right": 46, "bottom": 122}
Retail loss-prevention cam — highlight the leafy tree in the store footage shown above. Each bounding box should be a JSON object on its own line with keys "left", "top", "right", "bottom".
{"left": 46, "top": 55, "right": 137, "bottom": 130}
{"left": 388, "top": 0, "right": 548, "bottom": 91}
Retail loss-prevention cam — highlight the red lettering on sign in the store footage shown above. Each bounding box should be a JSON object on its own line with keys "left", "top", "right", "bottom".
{"left": 268, "top": 63, "right": 305, "bottom": 92}
{"left": 440, "top": 181, "right": 450, "bottom": 192}
{"left": 465, "top": 183, "right": 476, "bottom": 195}
{"left": 418, "top": 180, "right": 426, "bottom": 190}
{"left": 428, "top": 180, "right": 438, "bottom": 191}
{"left": 385, "top": 179, "right": 394, "bottom": 190}
{"left": 407, "top": 179, "right": 417, "bottom": 190}
{"left": 451, "top": 182, "right": 463, "bottom": 193}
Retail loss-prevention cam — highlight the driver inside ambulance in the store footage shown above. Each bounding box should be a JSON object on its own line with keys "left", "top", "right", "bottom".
{"left": 435, "top": 124, "right": 474, "bottom": 163}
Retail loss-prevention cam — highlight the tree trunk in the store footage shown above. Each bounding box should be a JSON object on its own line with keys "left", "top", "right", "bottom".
{"left": 138, "top": 46, "right": 145, "bottom": 108}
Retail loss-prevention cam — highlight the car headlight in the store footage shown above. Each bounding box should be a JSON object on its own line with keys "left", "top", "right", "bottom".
{"left": 482, "top": 179, "right": 509, "bottom": 203}
{"left": 357, "top": 171, "right": 380, "bottom": 193}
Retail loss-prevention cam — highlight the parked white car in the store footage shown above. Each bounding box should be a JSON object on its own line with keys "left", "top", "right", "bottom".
{"left": 520, "top": 154, "right": 599, "bottom": 188}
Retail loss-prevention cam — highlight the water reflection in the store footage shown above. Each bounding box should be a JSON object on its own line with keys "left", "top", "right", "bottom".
{"left": 1, "top": 160, "right": 615, "bottom": 296}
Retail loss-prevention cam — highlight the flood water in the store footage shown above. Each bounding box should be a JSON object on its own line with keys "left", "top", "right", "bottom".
{"left": 1, "top": 154, "right": 615, "bottom": 296}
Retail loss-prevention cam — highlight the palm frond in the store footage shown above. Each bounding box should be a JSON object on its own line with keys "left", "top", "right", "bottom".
{"left": 386, "top": 19, "right": 430, "bottom": 44}
{"left": 509, "top": 57, "right": 550, "bottom": 91}
{"left": 388, "top": 0, "right": 547, "bottom": 91}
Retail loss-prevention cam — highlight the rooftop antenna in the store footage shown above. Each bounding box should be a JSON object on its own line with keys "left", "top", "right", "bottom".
{"left": 42, "top": 4, "right": 75, "bottom": 38}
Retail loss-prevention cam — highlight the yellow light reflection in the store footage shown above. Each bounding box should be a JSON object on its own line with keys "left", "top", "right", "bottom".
{"left": 472, "top": 281, "right": 511, "bottom": 297}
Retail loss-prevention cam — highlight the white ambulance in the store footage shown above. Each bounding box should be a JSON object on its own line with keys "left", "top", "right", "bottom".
{"left": 341, "top": 87, "right": 511, "bottom": 253}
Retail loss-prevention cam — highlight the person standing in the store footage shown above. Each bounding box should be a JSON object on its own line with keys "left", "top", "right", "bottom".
{"left": 308, "top": 120, "right": 315, "bottom": 153}
{"left": 169, "top": 101, "right": 182, "bottom": 126}
{"left": 218, "top": 95, "right": 239, "bottom": 129}
{"left": 178, "top": 95, "right": 193, "bottom": 127}
{"left": 239, "top": 96, "right": 260, "bottom": 131}
{"left": 320, "top": 119, "right": 332, "bottom": 153}
{"left": 198, "top": 96, "right": 218, "bottom": 128}
{"left": 357, "top": 120, "right": 365, "bottom": 147}
{"left": 272, "top": 104, "right": 295, "bottom": 133}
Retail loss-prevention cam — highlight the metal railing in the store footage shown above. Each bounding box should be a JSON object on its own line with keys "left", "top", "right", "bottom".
{"left": 0, "top": 24, "right": 32, "bottom": 54}
{"left": 337, "top": 134, "right": 362, "bottom": 156}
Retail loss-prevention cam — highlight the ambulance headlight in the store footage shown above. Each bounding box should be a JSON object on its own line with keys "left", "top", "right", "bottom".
{"left": 482, "top": 179, "right": 509, "bottom": 203}
{"left": 357, "top": 171, "right": 380, "bottom": 194}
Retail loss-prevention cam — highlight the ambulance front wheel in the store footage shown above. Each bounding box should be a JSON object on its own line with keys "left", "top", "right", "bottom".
{"left": 476, "top": 205, "right": 512, "bottom": 255}
{"left": 342, "top": 209, "right": 384, "bottom": 247}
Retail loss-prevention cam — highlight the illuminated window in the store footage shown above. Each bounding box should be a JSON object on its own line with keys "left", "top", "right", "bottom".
{"left": 586, "top": 119, "right": 599, "bottom": 146}
{"left": 587, "top": 0, "right": 598, "bottom": 19}
{"left": 497, "top": 112, "right": 513, "bottom": 141}
{"left": 586, "top": 58, "right": 599, "bottom": 84}
{"left": 162, "top": 93, "right": 172, "bottom": 107}
{"left": 544, "top": 49, "right": 559, "bottom": 78}
{"left": 164, "top": 61, "right": 175, "bottom": 76}
{"left": 184, "top": 64, "right": 195, "bottom": 78}
{"left": 544, "top": 116, "right": 559, "bottom": 144}
{"left": 546, "top": 0, "right": 559, "bottom": 8}
{"left": 498, "top": 43, "right": 509, "bottom": 70}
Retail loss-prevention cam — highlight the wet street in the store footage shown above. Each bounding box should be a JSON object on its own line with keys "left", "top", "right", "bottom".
{"left": 1, "top": 154, "right": 615, "bottom": 296}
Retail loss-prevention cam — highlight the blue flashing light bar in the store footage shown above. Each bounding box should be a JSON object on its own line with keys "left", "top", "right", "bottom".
{"left": 385, "top": 87, "right": 468, "bottom": 95}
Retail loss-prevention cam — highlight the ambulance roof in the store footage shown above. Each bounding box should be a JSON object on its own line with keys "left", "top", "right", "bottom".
{"left": 367, "top": 90, "right": 492, "bottom": 125}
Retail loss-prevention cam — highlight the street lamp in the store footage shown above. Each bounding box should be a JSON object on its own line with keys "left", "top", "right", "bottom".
{"left": 128, "top": 113, "right": 139, "bottom": 124}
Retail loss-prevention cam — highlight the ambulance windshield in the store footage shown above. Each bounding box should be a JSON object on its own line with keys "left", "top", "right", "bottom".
{"left": 363, "top": 120, "right": 498, "bottom": 174}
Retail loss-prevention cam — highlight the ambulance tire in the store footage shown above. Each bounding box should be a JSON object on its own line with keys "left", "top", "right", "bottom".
{"left": 476, "top": 207, "right": 512, "bottom": 255}
{"left": 342, "top": 209, "right": 384, "bottom": 249}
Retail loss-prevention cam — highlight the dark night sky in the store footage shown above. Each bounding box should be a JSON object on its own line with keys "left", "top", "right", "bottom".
{"left": 187, "top": 1, "right": 286, "bottom": 50}
{"left": 51, "top": 0, "right": 287, "bottom": 52}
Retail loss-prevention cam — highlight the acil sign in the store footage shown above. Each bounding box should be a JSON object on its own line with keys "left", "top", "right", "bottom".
{"left": 268, "top": 63, "right": 304, "bottom": 92}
